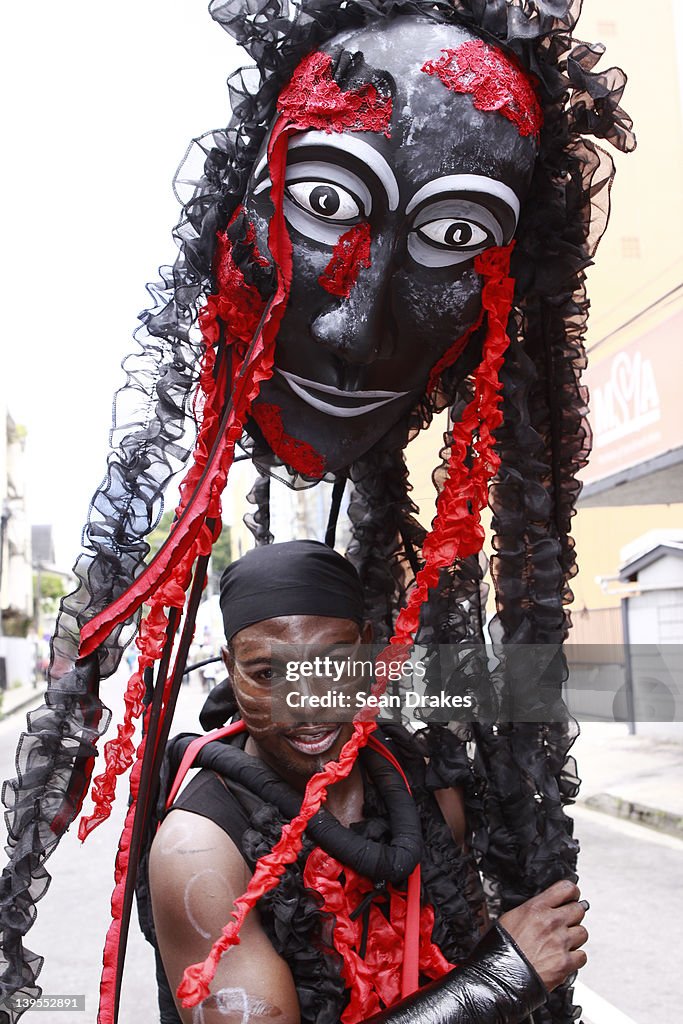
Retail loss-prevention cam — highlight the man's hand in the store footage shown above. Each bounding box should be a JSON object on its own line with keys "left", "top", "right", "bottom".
{"left": 498, "top": 880, "right": 588, "bottom": 992}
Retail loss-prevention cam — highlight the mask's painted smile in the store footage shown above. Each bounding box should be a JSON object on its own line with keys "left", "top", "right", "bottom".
{"left": 276, "top": 369, "right": 409, "bottom": 418}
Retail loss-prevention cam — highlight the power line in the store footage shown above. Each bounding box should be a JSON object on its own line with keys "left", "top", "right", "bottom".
{"left": 587, "top": 282, "right": 683, "bottom": 355}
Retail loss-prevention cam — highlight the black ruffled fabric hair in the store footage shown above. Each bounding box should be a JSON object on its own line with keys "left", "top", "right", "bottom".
{"left": 0, "top": 1, "right": 634, "bottom": 1021}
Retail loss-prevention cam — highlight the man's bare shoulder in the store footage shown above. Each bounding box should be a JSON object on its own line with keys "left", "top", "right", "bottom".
{"left": 151, "top": 808, "right": 250, "bottom": 887}
{"left": 150, "top": 809, "right": 300, "bottom": 1024}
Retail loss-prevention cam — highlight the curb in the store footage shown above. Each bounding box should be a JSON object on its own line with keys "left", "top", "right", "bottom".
{"left": 581, "top": 792, "right": 683, "bottom": 839}
{"left": 0, "top": 690, "right": 43, "bottom": 722}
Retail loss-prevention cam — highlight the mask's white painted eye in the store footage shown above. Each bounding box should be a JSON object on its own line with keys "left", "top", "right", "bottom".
{"left": 286, "top": 181, "right": 363, "bottom": 223}
{"left": 416, "top": 219, "right": 491, "bottom": 250}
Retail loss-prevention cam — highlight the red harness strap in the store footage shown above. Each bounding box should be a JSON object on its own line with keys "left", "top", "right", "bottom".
{"left": 165, "top": 720, "right": 247, "bottom": 810}
{"left": 366, "top": 735, "right": 421, "bottom": 997}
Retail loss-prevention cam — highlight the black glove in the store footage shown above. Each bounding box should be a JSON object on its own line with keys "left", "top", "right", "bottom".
{"left": 368, "top": 923, "right": 547, "bottom": 1024}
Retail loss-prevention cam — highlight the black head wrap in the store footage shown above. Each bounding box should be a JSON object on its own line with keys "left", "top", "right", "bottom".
{"left": 219, "top": 540, "right": 365, "bottom": 641}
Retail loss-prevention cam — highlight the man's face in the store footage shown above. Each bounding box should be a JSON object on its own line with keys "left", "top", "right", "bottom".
{"left": 245, "top": 19, "right": 538, "bottom": 472}
{"left": 224, "top": 614, "right": 369, "bottom": 787}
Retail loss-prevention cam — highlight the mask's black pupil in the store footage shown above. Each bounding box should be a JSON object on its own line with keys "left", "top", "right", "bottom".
{"left": 446, "top": 222, "right": 473, "bottom": 246}
{"left": 310, "top": 185, "right": 340, "bottom": 217}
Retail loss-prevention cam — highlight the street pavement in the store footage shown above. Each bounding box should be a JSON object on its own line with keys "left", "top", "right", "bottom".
{"left": 0, "top": 683, "right": 681, "bottom": 1022}
{"left": 0, "top": 670, "right": 208, "bottom": 1023}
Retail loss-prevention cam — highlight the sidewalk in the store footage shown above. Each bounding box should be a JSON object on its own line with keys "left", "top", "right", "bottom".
{"left": 0, "top": 680, "right": 45, "bottom": 720}
{"left": 572, "top": 722, "right": 683, "bottom": 837}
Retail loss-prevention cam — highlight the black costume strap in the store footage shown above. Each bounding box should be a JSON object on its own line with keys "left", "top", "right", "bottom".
{"left": 325, "top": 474, "right": 347, "bottom": 548}
{"left": 166, "top": 731, "right": 423, "bottom": 884}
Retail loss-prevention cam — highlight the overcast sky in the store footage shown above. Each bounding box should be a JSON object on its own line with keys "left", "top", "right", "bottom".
{"left": 3, "top": 3, "right": 240, "bottom": 564}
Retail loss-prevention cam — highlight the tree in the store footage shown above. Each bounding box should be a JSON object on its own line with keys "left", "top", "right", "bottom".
{"left": 145, "top": 510, "right": 231, "bottom": 595}
{"left": 33, "top": 571, "right": 67, "bottom": 613}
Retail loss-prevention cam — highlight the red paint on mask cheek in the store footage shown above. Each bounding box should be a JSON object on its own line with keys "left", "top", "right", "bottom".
{"left": 252, "top": 403, "right": 326, "bottom": 479}
{"left": 318, "top": 222, "right": 372, "bottom": 298}
{"left": 277, "top": 51, "right": 392, "bottom": 136}
{"left": 421, "top": 39, "right": 543, "bottom": 138}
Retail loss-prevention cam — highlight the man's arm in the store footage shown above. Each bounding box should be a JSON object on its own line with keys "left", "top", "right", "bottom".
{"left": 363, "top": 882, "right": 587, "bottom": 1024}
{"left": 150, "top": 809, "right": 300, "bottom": 1024}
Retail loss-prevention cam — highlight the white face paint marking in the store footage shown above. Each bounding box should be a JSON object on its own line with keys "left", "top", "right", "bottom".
{"left": 184, "top": 869, "right": 227, "bottom": 939}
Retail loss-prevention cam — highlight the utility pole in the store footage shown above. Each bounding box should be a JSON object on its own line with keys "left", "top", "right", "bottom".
{"left": 0, "top": 500, "right": 11, "bottom": 639}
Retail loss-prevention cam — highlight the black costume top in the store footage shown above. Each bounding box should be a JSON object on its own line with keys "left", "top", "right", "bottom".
{"left": 139, "top": 725, "right": 487, "bottom": 1024}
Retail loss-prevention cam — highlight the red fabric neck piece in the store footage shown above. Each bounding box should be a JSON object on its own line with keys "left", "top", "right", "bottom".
{"left": 319, "top": 222, "right": 372, "bottom": 298}
{"left": 277, "top": 51, "right": 392, "bottom": 135}
{"left": 421, "top": 40, "right": 542, "bottom": 138}
{"left": 303, "top": 852, "right": 451, "bottom": 1024}
{"left": 302, "top": 735, "right": 444, "bottom": 1020}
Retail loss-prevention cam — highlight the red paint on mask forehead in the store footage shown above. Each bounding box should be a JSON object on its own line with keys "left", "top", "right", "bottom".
{"left": 318, "top": 222, "right": 372, "bottom": 298}
{"left": 277, "top": 51, "right": 392, "bottom": 135}
{"left": 421, "top": 39, "right": 542, "bottom": 138}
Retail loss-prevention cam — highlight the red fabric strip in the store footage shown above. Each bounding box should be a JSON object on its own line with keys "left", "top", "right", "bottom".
{"left": 165, "top": 721, "right": 247, "bottom": 810}
{"left": 252, "top": 403, "right": 326, "bottom": 478}
{"left": 80, "top": 145, "right": 293, "bottom": 661}
{"left": 390, "top": 244, "right": 516, "bottom": 649}
{"left": 402, "top": 867, "right": 422, "bottom": 998}
{"left": 94, "top": 119, "right": 296, "bottom": 1023}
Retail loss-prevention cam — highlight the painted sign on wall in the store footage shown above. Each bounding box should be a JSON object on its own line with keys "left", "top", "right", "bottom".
{"left": 583, "top": 307, "right": 683, "bottom": 485}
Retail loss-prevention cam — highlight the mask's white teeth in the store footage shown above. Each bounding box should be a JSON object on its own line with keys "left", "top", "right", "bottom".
{"left": 277, "top": 370, "right": 408, "bottom": 418}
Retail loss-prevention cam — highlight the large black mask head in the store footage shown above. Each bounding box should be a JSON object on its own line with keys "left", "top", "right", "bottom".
{"left": 240, "top": 17, "right": 540, "bottom": 474}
